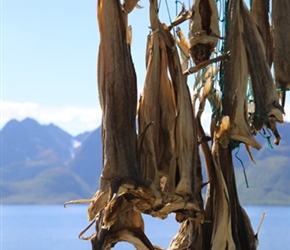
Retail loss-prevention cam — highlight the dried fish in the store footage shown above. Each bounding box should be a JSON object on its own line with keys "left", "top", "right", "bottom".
{"left": 138, "top": 1, "right": 201, "bottom": 219}
{"left": 169, "top": 4, "right": 191, "bottom": 30}
{"left": 157, "top": 24, "right": 202, "bottom": 221}
{"left": 210, "top": 136, "right": 235, "bottom": 250}
{"left": 217, "top": 145, "right": 257, "bottom": 250}
{"left": 223, "top": 0, "right": 261, "bottom": 149}
{"left": 91, "top": 209, "right": 155, "bottom": 250}
{"left": 167, "top": 71, "right": 205, "bottom": 250}
{"left": 251, "top": 0, "right": 272, "bottom": 66}
{"left": 241, "top": 1, "right": 284, "bottom": 144}
{"left": 175, "top": 27, "right": 190, "bottom": 72}
{"left": 272, "top": 0, "right": 290, "bottom": 108}
{"left": 155, "top": 38, "right": 177, "bottom": 191}
{"left": 137, "top": 28, "right": 162, "bottom": 198}
{"left": 184, "top": 52, "right": 229, "bottom": 76}
{"left": 122, "top": 0, "right": 142, "bottom": 14}
{"left": 196, "top": 66, "right": 219, "bottom": 119}
{"left": 97, "top": 0, "right": 147, "bottom": 200}
{"left": 64, "top": 0, "right": 284, "bottom": 249}
{"left": 189, "top": 0, "right": 220, "bottom": 65}
{"left": 137, "top": 0, "right": 178, "bottom": 207}
{"left": 168, "top": 220, "right": 191, "bottom": 250}
{"left": 89, "top": 0, "right": 157, "bottom": 247}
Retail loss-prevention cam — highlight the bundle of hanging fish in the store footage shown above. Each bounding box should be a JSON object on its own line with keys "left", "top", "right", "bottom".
{"left": 64, "top": 0, "right": 156, "bottom": 249}
{"left": 62, "top": 0, "right": 289, "bottom": 249}
{"left": 169, "top": 0, "right": 287, "bottom": 248}
{"left": 250, "top": 0, "right": 289, "bottom": 134}
{"left": 138, "top": 0, "right": 204, "bottom": 219}
{"left": 64, "top": 0, "right": 203, "bottom": 248}
{"left": 217, "top": 0, "right": 285, "bottom": 151}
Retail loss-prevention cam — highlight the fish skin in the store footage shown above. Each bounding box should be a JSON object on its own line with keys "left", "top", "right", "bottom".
{"left": 97, "top": 0, "right": 143, "bottom": 187}
{"left": 188, "top": 0, "right": 220, "bottom": 65}
{"left": 137, "top": 31, "right": 161, "bottom": 189}
{"left": 122, "top": 0, "right": 141, "bottom": 14}
{"left": 241, "top": 2, "right": 284, "bottom": 136}
{"left": 137, "top": 1, "right": 165, "bottom": 196}
{"left": 209, "top": 137, "right": 235, "bottom": 250}
{"left": 223, "top": 0, "right": 261, "bottom": 150}
{"left": 251, "top": 0, "right": 273, "bottom": 66}
{"left": 175, "top": 27, "right": 190, "bottom": 72}
{"left": 91, "top": 209, "right": 155, "bottom": 250}
{"left": 91, "top": 0, "right": 156, "bottom": 248}
{"left": 272, "top": 0, "right": 290, "bottom": 108}
{"left": 163, "top": 26, "right": 196, "bottom": 198}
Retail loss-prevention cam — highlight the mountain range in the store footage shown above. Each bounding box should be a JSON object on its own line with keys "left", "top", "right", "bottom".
{"left": 0, "top": 117, "right": 289, "bottom": 205}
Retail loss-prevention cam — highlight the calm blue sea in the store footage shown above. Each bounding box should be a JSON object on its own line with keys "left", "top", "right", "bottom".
{"left": 0, "top": 205, "right": 289, "bottom": 250}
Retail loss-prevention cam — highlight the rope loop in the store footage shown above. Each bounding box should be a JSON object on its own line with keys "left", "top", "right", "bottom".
{"left": 234, "top": 144, "right": 249, "bottom": 188}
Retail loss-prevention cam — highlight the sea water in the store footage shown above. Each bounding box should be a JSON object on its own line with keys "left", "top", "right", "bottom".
{"left": 1, "top": 205, "right": 289, "bottom": 250}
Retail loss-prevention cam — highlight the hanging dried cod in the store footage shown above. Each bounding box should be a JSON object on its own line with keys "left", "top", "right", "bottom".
{"left": 272, "top": 0, "right": 290, "bottom": 108}
{"left": 138, "top": 0, "right": 178, "bottom": 210}
{"left": 138, "top": 0, "right": 200, "bottom": 218}
{"left": 151, "top": 29, "right": 204, "bottom": 250}
{"left": 160, "top": 23, "right": 201, "bottom": 212}
{"left": 209, "top": 137, "right": 236, "bottom": 250}
{"left": 137, "top": 2, "right": 163, "bottom": 201}
{"left": 189, "top": 0, "right": 220, "bottom": 65}
{"left": 215, "top": 144, "right": 257, "bottom": 250}
{"left": 241, "top": 1, "right": 284, "bottom": 145}
{"left": 251, "top": 0, "right": 272, "bottom": 66}
{"left": 222, "top": 0, "right": 261, "bottom": 150}
{"left": 168, "top": 95, "right": 206, "bottom": 250}
{"left": 83, "top": 0, "right": 157, "bottom": 248}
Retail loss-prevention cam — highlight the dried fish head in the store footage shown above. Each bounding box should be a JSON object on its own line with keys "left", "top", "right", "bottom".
{"left": 190, "top": 42, "right": 214, "bottom": 65}
{"left": 189, "top": 0, "right": 220, "bottom": 65}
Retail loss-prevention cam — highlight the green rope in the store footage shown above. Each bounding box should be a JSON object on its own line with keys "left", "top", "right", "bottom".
{"left": 259, "top": 127, "right": 274, "bottom": 149}
{"left": 216, "top": 0, "right": 225, "bottom": 22}
{"left": 250, "top": 0, "right": 270, "bottom": 13}
{"left": 276, "top": 87, "right": 290, "bottom": 93}
{"left": 218, "top": 0, "right": 227, "bottom": 93}
{"left": 229, "top": 140, "right": 240, "bottom": 150}
{"left": 165, "top": 0, "right": 172, "bottom": 24}
{"left": 175, "top": 0, "right": 184, "bottom": 16}
{"left": 224, "top": 0, "right": 228, "bottom": 32}
{"left": 158, "top": 0, "right": 162, "bottom": 13}
{"left": 235, "top": 145, "right": 249, "bottom": 188}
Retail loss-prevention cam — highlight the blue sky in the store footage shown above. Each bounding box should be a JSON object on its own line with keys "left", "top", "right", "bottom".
{"left": 1, "top": 0, "right": 168, "bottom": 135}
{"left": 1, "top": 0, "right": 104, "bottom": 135}
{"left": 1, "top": 0, "right": 289, "bottom": 135}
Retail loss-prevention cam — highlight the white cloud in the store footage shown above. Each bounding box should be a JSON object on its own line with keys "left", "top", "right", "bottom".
{"left": 0, "top": 100, "right": 102, "bottom": 136}
{"left": 1, "top": 98, "right": 289, "bottom": 136}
